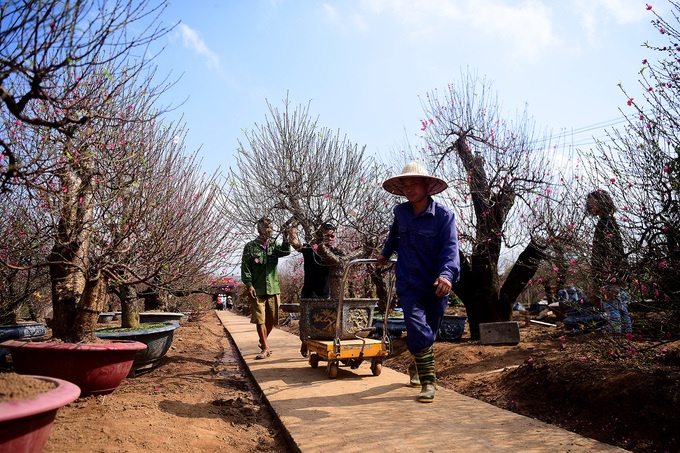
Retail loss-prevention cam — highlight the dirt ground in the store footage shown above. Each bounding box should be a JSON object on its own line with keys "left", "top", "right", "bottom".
{"left": 23, "top": 308, "right": 680, "bottom": 453}
{"left": 380, "top": 310, "right": 680, "bottom": 453}
{"left": 43, "top": 311, "right": 293, "bottom": 453}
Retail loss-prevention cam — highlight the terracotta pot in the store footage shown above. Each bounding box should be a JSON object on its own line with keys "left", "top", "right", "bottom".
{"left": 96, "top": 322, "right": 179, "bottom": 374}
{"left": 0, "top": 375, "right": 80, "bottom": 453}
{"left": 0, "top": 340, "right": 147, "bottom": 397}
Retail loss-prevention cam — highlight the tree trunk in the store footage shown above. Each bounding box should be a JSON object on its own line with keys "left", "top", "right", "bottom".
{"left": 453, "top": 251, "right": 501, "bottom": 340}
{"left": 49, "top": 261, "right": 85, "bottom": 342}
{"left": 143, "top": 288, "right": 168, "bottom": 311}
{"left": 49, "top": 259, "right": 107, "bottom": 343}
{"left": 327, "top": 265, "right": 344, "bottom": 299}
{"left": 455, "top": 240, "right": 546, "bottom": 339}
{"left": 73, "top": 275, "right": 108, "bottom": 342}
{"left": 498, "top": 239, "right": 546, "bottom": 319}
{"left": 120, "top": 285, "right": 141, "bottom": 329}
{"left": 49, "top": 157, "right": 96, "bottom": 342}
{"left": 370, "top": 268, "right": 392, "bottom": 316}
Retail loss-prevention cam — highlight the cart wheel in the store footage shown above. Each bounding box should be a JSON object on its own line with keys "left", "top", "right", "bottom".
{"left": 370, "top": 359, "right": 382, "bottom": 376}
{"left": 309, "top": 353, "right": 320, "bottom": 369}
{"left": 327, "top": 361, "right": 339, "bottom": 379}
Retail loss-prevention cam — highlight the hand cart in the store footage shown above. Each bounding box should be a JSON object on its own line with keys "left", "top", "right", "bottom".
{"left": 304, "top": 258, "right": 396, "bottom": 379}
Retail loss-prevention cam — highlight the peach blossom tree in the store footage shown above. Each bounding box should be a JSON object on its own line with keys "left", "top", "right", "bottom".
{"left": 227, "top": 96, "right": 394, "bottom": 300}
{"left": 574, "top": 2, "right": 680, "bottom": 336}
{"left": 418, "top": 71, "right": 558, "bottom": 338}
{"left": 0, "top": 0, "right": 236, "bottom": 341}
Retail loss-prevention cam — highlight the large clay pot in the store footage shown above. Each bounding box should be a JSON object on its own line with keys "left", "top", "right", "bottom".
{"left": 0, "top": 340, "right": 147, "bottom": 397}
{"left": 0, "top": 323, "right": 47, "bottom": 364}
{"left": 0, "top": 375, "right": 80, "bottom": 453}
{"left": 95, "top": 322, "right": 179, "bottom": 374}
{"left": 436, "top": 314, "right": 468, "bottom": 341}
{"left": 299, "top": 298, "right": 378, "bottom": 340}
{"left": 0, "top": 323, "right": 47, "bottom": 342}
{"left": 97, "top": 312, "right": 116, "bottom": 323}
{"left": 138, "top": 312, "right": 184, "bottom": 324}
{"left": 372, "top": 317, "right": 406, "bottom": 339}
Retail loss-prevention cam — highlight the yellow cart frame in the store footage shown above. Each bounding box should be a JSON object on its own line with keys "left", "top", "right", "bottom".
{"left": 305, "top": 258, "right": 396, "bottom": 379}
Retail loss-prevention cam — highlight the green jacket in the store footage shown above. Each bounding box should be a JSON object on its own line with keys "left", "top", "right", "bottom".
{"left": 241, "top": 238, "right": 291, "bottom": 296}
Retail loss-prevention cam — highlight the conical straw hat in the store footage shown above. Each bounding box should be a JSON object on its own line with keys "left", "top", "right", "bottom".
{"left": 382, "top": 161, "right": 448, "bottom": 196}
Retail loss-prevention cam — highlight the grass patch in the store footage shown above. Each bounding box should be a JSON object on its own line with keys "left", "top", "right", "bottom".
{"left": 97, "top": 323, "right": 168, "bottom": 333}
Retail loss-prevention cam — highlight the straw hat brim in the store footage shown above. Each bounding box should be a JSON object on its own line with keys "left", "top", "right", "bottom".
{"left": 382, "top": 174, "right": 448, "bottom": 196}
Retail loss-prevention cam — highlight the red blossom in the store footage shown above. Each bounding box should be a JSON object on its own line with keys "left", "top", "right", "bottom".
{"left": 646, "top": 4, "right": 652, "bottom": 10}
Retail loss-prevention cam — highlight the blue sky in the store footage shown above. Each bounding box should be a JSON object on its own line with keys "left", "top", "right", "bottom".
{"left": 148, "top": 0, "right": 660, "bottom": 174}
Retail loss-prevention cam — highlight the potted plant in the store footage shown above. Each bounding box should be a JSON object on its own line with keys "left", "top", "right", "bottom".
{"left": 95, "top": 322, "right": 180, "bottom": 375}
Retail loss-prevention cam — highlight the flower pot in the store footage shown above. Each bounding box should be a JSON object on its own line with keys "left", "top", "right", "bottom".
{"left": 372, "top": 317, "right": 406, "bottom": 339}
{"left": 0, "top": 323, "right": 47, "bottom": 365}
{"left": 299, "top": 298, "right": 377, "bottom": 340}
{"left": 97, "top": 312, "right": 116, "bottom": 323}
{"left": 0, "top": 323, "right": 48, "bottom": 342}
{"left": 436, "top": 314, "right": 467, "bottom": 341}
{"left": 0, "top": 374, "right": 80, "bottom": 453}
{"left": 0, "top": 339, "right": 147, "bottom": 397}
{"left": 95, "top": 322, "right": 180, "bottom": 374}
{"left": 138, "top": 312, "right": 184, "bottom": 324}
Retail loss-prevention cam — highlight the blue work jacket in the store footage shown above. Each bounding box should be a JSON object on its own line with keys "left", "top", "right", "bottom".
{"left": 380, "top": 197, "right": 460, "bottom": 294}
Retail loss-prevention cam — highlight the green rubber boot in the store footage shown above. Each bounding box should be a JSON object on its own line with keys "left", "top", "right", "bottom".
{"left": 407, "top": 361, "right": 421, "bottom": 388}
{"left": 418, "top": 382, "right": 436, "bottom": 403}
{"left": 414, "top": 346, "right": 436, "bottom": 403}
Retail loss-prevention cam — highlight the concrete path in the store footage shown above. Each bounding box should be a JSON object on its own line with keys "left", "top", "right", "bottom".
{"left": 215, "top": 310, "right": 627, "bottom": 453}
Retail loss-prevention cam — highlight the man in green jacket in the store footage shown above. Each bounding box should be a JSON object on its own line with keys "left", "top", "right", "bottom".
{"left": 241, "top": 218, "right": 291, "bottom": 359}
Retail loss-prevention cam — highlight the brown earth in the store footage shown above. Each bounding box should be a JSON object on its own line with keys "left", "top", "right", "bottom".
{"left": 42, "top": 311, "right": 293, "bottom": 453}
{"left": 7, "top": 309, "right": 679, "bottom": 453}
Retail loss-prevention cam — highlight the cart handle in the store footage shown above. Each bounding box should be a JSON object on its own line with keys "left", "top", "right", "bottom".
{"left": 334, "top": 258, "right": 396, "bottom": 353}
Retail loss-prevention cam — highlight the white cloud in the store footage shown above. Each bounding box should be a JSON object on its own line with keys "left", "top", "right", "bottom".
{"left": 323, "top": 3, "right": 337, "bottom": 20}
{"left": 572, "top": 0, "right": 648, "bottom": 44}
{"left": 581, "top": 0, "right": 647, "bottom": 24}
{"left": 353, "top": 0, "right": 558, "bottom": 65}
{"left": 178, "top": 23, "right": 220, "bottom": 70}
{"left": 466, "top": 0, "right": 558, "bottom": 64}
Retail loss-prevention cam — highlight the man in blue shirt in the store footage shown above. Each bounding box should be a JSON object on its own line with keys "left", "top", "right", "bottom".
{"left": 377, "top": 161, "right": 460, "bottom": 403}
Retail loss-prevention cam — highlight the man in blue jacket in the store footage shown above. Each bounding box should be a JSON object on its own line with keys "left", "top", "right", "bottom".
{"left": 377, "top": 161, "right": 460, "bottom": 403}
